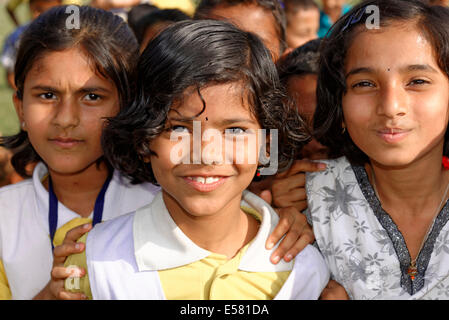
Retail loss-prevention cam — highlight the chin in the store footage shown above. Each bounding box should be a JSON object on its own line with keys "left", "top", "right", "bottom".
{"left": 180, "top": 197, "right": 226, "bottom": 217}
{"left": 370, "top": 153, "right": 421, "bottom": 169}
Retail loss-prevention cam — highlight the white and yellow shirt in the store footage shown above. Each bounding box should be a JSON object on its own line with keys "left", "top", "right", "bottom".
{"left": 0, "top": 162, "right": 160, "bottom": 300}
{"left": 65, "top": 191, "right": 330, "bottom": 299}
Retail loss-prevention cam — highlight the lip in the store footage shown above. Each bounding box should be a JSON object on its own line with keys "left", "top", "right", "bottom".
{"left": 376, "top": 128, "right": 411, "bottom": 143}
{"left": 49, "top": 137, "right": 84, "bottom": 148}
{"left": 182, "top": 175, "right": 229, "bottom": 193}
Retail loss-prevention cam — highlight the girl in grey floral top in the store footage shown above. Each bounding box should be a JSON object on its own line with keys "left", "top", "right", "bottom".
{"left": 306, "top": 0, "right": 449, "bottom": 299}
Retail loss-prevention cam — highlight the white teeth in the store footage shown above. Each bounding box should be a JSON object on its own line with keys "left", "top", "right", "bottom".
{"left": 187, "top": 176, "right": 221, "bottom": 184}
{"left": 196, "top": 177, "right": 205, "bottom": 184}
{"left": 205, "top": 177, "right": 220, "bottom": 184}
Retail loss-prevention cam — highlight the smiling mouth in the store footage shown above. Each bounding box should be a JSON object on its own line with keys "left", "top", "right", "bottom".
{"left": 183, "top": 176, "right": 229, "bottom": 192}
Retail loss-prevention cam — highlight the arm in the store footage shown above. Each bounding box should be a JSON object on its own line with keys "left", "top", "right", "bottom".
{"left": 260, "top": 160, "right": 326, "bottom": 264}
{"left": 33, "top": 224, "right": 91, "bottom": 300}
{"left": 270, "top": 159, "right": 326, "bottom": 212}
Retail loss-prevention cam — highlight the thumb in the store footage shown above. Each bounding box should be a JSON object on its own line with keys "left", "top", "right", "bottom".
{"left": 259, "top": 189, "right": 272, "bottom": 205}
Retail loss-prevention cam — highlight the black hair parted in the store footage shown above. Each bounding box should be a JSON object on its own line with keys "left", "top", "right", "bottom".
{"left": 103, "top": 19, "right": 309, "bottom": 185}
{"left": 313, "top": 0, "right": 449, "bottom": 165}
{"left": 0, "top": 5, "right": 139, "bottom": 178}
{"left": 194, "top": 0, "right": 287, "bottom": 54}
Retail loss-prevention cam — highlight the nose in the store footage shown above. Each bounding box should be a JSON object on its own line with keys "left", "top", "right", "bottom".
{"left": 201, "top": 128, "right": 225, "bottom": 165}
{"left": 51, "top": 98, "right": 80, "bottom": 129}
{"left": 377, "top": 84, "right": 407, "bottom": 119}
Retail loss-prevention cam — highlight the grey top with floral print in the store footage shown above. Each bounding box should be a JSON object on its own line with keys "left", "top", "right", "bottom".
{"left": 305, "top": 156, "right": 449, "bottom": 300}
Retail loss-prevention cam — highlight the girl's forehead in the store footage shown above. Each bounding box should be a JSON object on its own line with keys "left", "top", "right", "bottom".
{"left": 345, "top": 23, "right": 438, "bottom": 71}
{"left": 26, "top": 48, "right": 115, "bottom": 89}
{"left": 170, "top": 83, "right": 255, "bottom": 119}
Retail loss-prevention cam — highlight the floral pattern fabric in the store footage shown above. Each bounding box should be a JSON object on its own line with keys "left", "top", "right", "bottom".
{"left": 306, "top": 157, "right": 449, "bottom": 300}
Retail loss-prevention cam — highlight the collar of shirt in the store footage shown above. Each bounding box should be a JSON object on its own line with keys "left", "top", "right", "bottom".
{"left": 133, "top": 190, "right": 294, "bottom": 273}
{"left": 32, "top": 162, "right": 124, "bottom": 230}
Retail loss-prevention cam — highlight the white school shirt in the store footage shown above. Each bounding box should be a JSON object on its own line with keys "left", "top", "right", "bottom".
{"left": 306, "top": 156, "right": 449, "bottom": 300}
{"left": 0, "top": 162, "right": 160, "bottom": 300}
{"left": 84, "top": 190, "right": 330, "bottom": 300}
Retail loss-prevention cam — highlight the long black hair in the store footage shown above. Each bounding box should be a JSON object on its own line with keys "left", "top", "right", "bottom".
{"left": 103, "top": 19, "right": 308, "bottom": 184}
{"left": 1, "top": 5, "right": 139, "bottom": 177}
{"left": 313, "top": 0, "right": 449, "bottom": 164}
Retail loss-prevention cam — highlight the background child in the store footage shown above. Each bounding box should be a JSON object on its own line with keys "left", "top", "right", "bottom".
{"left": 308, "top": 0, "right": 449, "bottom": 299}
{"left": 318, "top": 0, "right": 351, "bottom": 37}
{"left": 277, "top": 38, "right": 329, "bottom": 161}
{"left": 194, "top": 0, "right": 287, "bottom": 61}
{"left": 64, "top": 19, "right": 329, "bottom": 300}
{"left": 133, "top": 8, "right": 190, "bottom": 53}
{"left": 284, "top": 0, "right": 320, "bottom": 49}
{"left": 1, "top": 0, "right": 63, "bottom": 90}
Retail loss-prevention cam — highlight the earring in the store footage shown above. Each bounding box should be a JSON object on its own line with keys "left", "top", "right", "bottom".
{"left": 341, "top": 122, "right": 346, "bottom": 134}
{"left": 21, "top": 121, "right": 25, "bottom": 129}
{"left": 253, "top": 166, "right": 263, "bottom": 182}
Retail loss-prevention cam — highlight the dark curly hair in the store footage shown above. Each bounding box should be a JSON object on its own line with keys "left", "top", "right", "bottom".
{"left": 313, "top": 0, "right": 449, "bottom": 165}
{"left": 0, "top": 5, "right": 139, "bottom": 178}
{"left": 103, "top": 19, "right": 309, "bottom": 184}
{"left": 194, "top": 0, "right": 287, "bottom": 56}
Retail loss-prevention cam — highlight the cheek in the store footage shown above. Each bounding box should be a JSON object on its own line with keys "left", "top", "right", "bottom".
{"left": 342, "top": 95, "right": 372, "bottom": 130}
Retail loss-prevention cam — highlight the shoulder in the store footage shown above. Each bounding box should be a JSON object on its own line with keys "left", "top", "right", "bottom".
{"left": 0, "top": 179, "right": 34, "bottom": 213}
{"left": 294, "top": 245, "right": 329, "bottom": 278}
{"left": 87, "top": 211, "right": 136, "bottom": 260}
{"left": 306, "top": 156, "right": 352, "bottom": 185}
{"left": 112, "top": 172, "right": 160, "bottom": 202}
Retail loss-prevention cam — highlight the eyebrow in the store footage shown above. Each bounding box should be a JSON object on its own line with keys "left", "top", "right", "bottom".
{"left": 169, "top": 117, "right": 258, "bottom": 125}
{"left": 403, "top": 64, "right": 438, "bottom": 73}
{"left": 29, "top": 85, "right": 112, "bottom": 94}
{"left": 345, "top": 67, "right": 374, "bottom": 79}
{"left": 345, "top": 64, "right": 439, "bottom": 78}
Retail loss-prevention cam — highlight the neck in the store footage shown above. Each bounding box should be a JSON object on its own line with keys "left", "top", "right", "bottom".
{"left": 162, "top": 191, "right": 259, "bottom": 259}
{"left": 45, "top": 160, "right": 110, "bottom": 218}
{"left": 368, "top": 153, "right": 449, "bottom": 217}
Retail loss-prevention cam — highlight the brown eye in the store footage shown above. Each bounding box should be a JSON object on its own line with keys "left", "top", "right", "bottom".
{"left": 84, "top": 93, "right": 101, "bottom": 101}
{"left": 39, "top": 92, "right": 56, "bottom": 100}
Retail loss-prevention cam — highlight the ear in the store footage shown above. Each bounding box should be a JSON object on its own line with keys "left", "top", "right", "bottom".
{"left": 12, "top": 92, "right": 26, "bottom": 131}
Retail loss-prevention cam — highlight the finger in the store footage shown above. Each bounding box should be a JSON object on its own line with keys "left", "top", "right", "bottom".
{"left": 282, "top": 229, "right": 315, "bottom": 262}
{"left": 269, "top": 228, "right": 302, "bottom": 264}
{"left": 58, "top": 290, "right": 88, "bottom": 300}
{"left": 272, "top": 174, "right": 305, "bottom": 194}
{"left": 259, "top": 189, "right": 272, "bottom": 205}
{"left": 53, "top": 242, "right": 85, "bottom": 265}
{"left": 272, "top": 188, "right": 306, "bottom": 208}
{"left": 63, "top": 223, "right": 92, "bottom": 244}
{"left": 266, "top": 209, "right": 295, "bottom": 250}
{"left": 51, "top": 266, "right": 85, "bottom": 280}
{"left": 284, "top": 159, "right": 327, "bottom": 177}
{"left": 291, "top": 200, "right": 308, "bottom": 212}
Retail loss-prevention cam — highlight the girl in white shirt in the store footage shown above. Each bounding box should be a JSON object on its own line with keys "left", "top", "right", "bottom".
{"left": 0, "top": 5, "right": 313, "bottom": 300}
